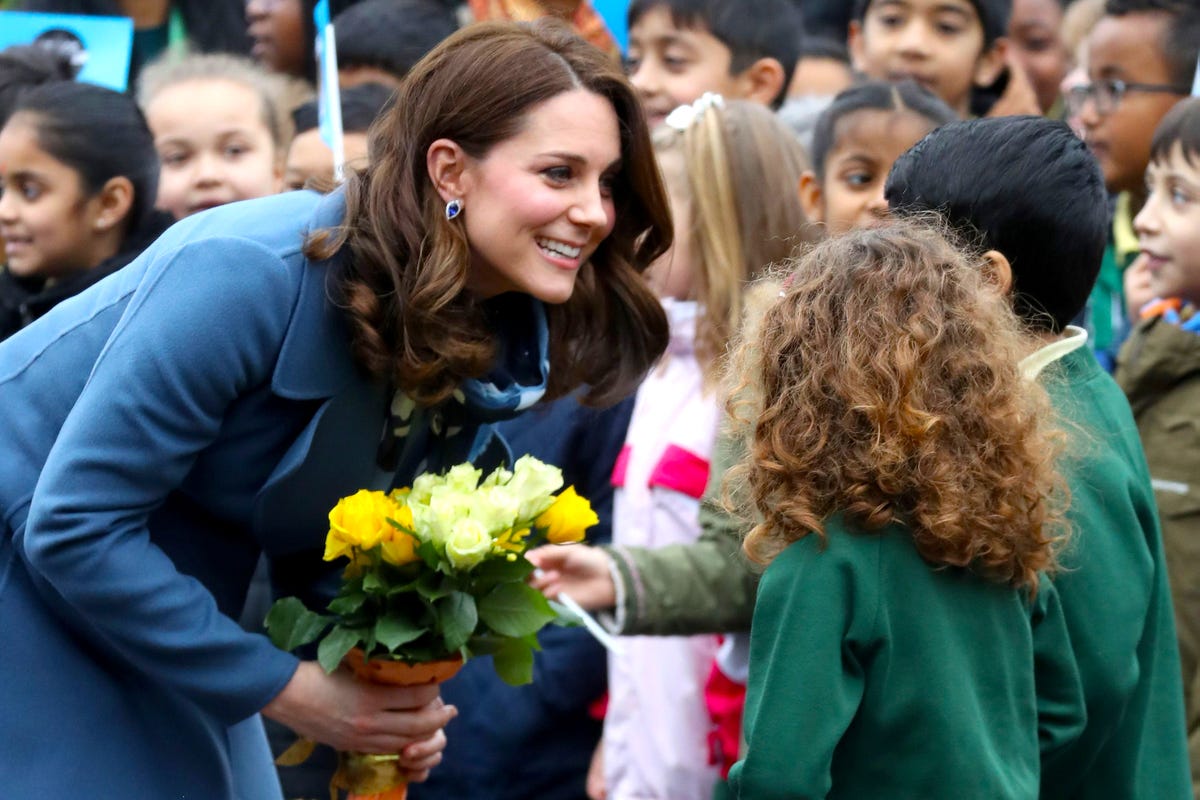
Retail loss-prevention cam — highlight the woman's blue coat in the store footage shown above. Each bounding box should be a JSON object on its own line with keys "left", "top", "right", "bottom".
{"left": 0, "top": 189, "right": 507, "bottom": 798}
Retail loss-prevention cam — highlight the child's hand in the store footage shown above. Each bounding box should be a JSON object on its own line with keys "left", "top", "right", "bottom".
{"left": 586, "top": 738, "right": 606, "bottom": 800}
{"left": 987, "top": 50, "right": 1041, "bottom": 119}
{"left": 527, "top": 544, "right": 617, "bottom": 610}
{"left": 1124, "top": 253, "right": 1156, "bottom": 320}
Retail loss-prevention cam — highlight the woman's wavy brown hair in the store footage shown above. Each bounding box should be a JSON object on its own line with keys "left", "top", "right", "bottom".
{"left": 728, "top": 220, "right": 1068, "bottom": 591}
{"left": 306, "top": 19, "right": 672, "bottom": 406}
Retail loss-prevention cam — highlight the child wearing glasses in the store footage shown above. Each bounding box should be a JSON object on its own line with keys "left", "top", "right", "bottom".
{"left": 1073, "top": 0, "right": 1199, "bottom": 371}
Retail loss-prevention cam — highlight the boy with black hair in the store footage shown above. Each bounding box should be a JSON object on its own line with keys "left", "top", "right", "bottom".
{"left": 333, "top": 0, "right": 459, "bottom": 88}
{"left": 848, "top": 0, "right": 1014, "bottom": 117}
{"left": 624, "top": 0, "right": 804, "bottom": 127}
{"left": 1075, "top": 0, "right": 1199, "bottom": 370}
{"left": 886, "top": 114, "right": 1191, "bottom": 799}
{"left": 285, "top": 82, "right": 395, "bottom": 190}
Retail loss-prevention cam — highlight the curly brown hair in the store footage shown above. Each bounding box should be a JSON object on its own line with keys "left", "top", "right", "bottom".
{"left": 728, "top": 220, "right": 1068, "bottom": 591}
{"left": 306, "top": 19, "right": 672, "bottom": 406}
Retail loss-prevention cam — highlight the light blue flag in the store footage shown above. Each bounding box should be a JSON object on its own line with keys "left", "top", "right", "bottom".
{"left": 313, "top": 0, "right": 345, "bottom": 181}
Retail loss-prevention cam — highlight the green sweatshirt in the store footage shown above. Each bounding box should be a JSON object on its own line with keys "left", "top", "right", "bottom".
{"left": 1039, "top": 344, "right": 1190, "bottom": 798}
{"left": 728, "top": 515, "right": 1086, "bottom": 799}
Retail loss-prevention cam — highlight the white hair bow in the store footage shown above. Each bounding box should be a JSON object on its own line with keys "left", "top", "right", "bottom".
{"left": 664, "top": 92, "right": 725, "bottom": 131}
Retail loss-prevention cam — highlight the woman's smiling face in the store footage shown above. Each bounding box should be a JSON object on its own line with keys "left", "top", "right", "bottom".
{"left": 457, "top": 89, "right": 622, "bottom": 305}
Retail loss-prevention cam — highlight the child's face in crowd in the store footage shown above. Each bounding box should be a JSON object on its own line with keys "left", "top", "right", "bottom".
{"left": 800, "top": 109, "right": 934, "bottom": 236}
{"left": 626, "top": 6, "right": 743, "bottom": 129}
{"left": 146, "top": 79, "right": 283, "bottom": 219}
{"left": 454, "top": 89, "right": 620, "bottom": 304}
{"left": 0, "top": 116, "right": 117, "bottom": 279}
{"left": 284, "top": 130, "right": 370, "bottom": 191}
{"left": 645, "top": 147, "right": 696, "bottom": 300}
{"left": 245, "top": 0, "right": 308, "bottom": 77}
{"left": 1134, "top": 146, "right": 1200, "bottom": 305}
{"left": 1008, "top": 0, "right": 1068, "bottom": 114}
{"left": 1080, "top": 12, "right": 1186, "bottom": 196}
{"left": 849, "top": 0, "right": 1005, "bottom": 117}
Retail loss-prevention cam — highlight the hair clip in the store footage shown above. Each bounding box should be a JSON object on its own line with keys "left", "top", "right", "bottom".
{"left": 664, "top": 92, "right": 725, "bottom": 132}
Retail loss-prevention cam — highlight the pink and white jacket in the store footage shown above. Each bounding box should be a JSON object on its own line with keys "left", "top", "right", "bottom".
{"left": 603, "top": 299, "right": 723, "bottom": 800}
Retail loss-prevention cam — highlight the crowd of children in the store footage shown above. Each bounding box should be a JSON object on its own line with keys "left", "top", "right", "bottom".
{"left": 2, "top": 0, "right": 1200, "bottom": 798}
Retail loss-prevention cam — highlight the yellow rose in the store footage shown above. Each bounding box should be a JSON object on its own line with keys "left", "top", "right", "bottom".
{"left": 380, "top": 503, "right": 421, "bottom": 566}
{"left": 536, "top": 486, "right": 598, "bottom": 544}
{"left": 324, "top": 490, "right": 397, "bottom": 561}
{"left": 445, "top": 518, "right": 493, "bottom": 570}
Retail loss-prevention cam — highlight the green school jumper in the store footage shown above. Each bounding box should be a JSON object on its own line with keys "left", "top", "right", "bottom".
{"left": 727, "top": 515, "right": 1085, "bottom": 800}
{"left": 1039, "top": 345, "right": 1191, "bottom": 798}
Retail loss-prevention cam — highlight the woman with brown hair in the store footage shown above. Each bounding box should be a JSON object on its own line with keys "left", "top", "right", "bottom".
{"left": 0, "top": 19, "right": 670, "bottom": 800}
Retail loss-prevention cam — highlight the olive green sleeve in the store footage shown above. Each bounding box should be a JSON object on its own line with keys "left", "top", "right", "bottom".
{"left": 601, "top": 432, "right": 760, "bottom": 636}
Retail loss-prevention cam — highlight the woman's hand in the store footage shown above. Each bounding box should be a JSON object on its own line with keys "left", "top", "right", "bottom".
{"left": 527, "top": 544, "right": 617, "bottom": 610}
{"left": 263, "top": 661, "right": 456, "bottom": 778}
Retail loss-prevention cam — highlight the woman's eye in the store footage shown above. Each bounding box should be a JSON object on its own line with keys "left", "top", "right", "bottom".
{"left": 543, "top": 166, "right": 572, "bottom": 183}
{"left": 599, "top": 174, "right": 616, "bottom": 198}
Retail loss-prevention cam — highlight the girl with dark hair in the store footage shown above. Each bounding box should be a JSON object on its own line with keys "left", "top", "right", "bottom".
{"left": 799, "top": 79, "right": 959, "bottom": 235}
{"left": 0, "top": 19, "right": 671, "bottom": 800}
{"left": 0, "top": 81, "right": 171, "bottom": 338}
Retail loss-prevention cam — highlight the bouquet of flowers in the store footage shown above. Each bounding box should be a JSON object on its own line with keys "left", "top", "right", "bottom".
{"left": 266, "top": 456, "right": 598, "bottom": 798}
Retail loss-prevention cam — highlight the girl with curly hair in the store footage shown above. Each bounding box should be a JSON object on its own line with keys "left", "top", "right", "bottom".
{"left": 726, "top": 220, "right": 1086, "bottom": 799}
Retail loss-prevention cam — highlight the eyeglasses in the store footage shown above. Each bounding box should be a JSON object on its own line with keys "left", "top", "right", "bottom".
{"left": 1065, "top": 78, "right": 1189, "bottom": 116}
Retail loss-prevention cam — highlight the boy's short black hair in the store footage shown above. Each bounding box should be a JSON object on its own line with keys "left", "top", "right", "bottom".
{"left": 627, "top": 0, "right": 804, "bottom": 106}
{"left": 1104, "top": 0, "right": 1200, "bottom": 89}
{"left": 291, "top": 82, "right": 395, "bottom": 135}
{"left": 1150, "top": 97, "right": 1200, "bottom": 167}
{"left": 334, "top": 0, "right": 459, "bottom": 81}
{"left": 853, "top": 0, "right": 1011, "bottom": 46}
{"left": 885, "top": 116, "right": 1108, "bottom": 332}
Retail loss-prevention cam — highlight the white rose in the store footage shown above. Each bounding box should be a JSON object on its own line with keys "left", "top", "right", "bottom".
{"left": 444, "top": 463, "right": 482, "bottom": 493}
{"left": 445, "top": 518, "right": 492, "bottom": 570}
{"left": 508, "top": 456, "right": 563, "bottom": 519}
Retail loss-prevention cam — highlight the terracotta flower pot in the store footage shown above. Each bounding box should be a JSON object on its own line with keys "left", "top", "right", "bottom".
{"left": 337, "top": 649, "right": 465, "bottom": 800}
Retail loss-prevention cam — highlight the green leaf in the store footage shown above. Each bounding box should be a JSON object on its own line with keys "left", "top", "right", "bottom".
{"left": 417, "top": 570, "right": 456, "bottom": 600}
{"left": 327, "top": 590, "right": 367, "bottom": 617}
{"left": 363, "top": 571, "right": 386, "bottom": 594}
{"left": 491, "top": 637, "right": 535, "bottom": 686}
{"left": 416, "top": 540, "right": 441, "bottom": 570}
{"left": 317, "top": 626, "right": 364, "bottom": 673}
{"left": 472, "top": 557, "right": 536, "bottom": 584}
{"left": 477, "top": 582, "right": 557, "bottom": 638}
{"left": 374, "top": 615, "right": 425, "bottom": 651}
{"left": 265, "top": 597, "right": 332, "bottom": 652}
{"left": 437, "top": 592, "right": 478, "bottom": 652}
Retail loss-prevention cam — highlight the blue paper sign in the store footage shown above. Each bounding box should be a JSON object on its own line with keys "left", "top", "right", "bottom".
{"left": 0, "top": 10, "right": 134, "bottom": 92}
{"left": 312, "top": 0, "right": 345, "bottom": 180}
{"left": 593, "top": 0, "right": 630, "bottom": 54}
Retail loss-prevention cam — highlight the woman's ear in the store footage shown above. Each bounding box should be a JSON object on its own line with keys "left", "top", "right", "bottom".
{"left": 91, "top": 176, "right": 134, "bottom": 233}
{"left": 981, "top": 249, "right": 1013, "bottom": 295}
{"left": 798, "top": 171, "right": 824, "bottom": 225}
{"left": 426, "top": 138, "right": 471, "bottom": 202}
